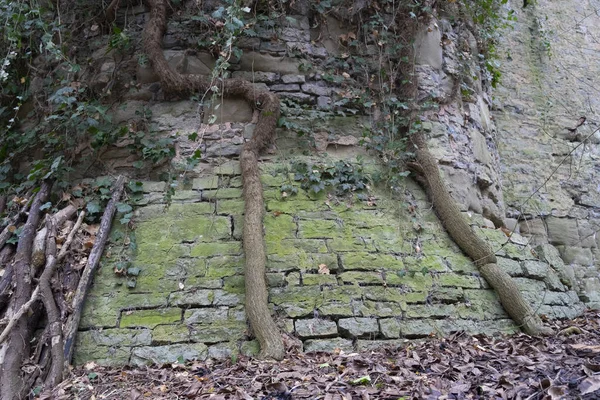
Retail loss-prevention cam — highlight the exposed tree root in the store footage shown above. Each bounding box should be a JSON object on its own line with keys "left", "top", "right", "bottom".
{"left": 142, "top": 0, "right": 284, "bottom": 359}
{"left": 408, "top": 133, "right": 553, "bottom": 336}
{"left": 0, "top": 180, "right": 52, "bottom": 400}
{"left": 40, "top": 210, "right": 85, "bottom": 388}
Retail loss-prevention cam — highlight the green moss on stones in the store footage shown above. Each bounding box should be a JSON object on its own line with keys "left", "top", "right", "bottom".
{"left": 217, "top": 199, "right": 245, "bottom": 215}
{"left": 153, "top": 324, "right": 190, "bottom": 344}
{"left": 190, "top": 242, "right": 242, "bottom": 257}
{"left": 189, "top": 320, "right": 247, "bottom": 343}
{"left": 438, "top": 273, "right": 481, "bottom": 288}
{"left": 341, "top": 252, "right": 403, "bottom": 271}
{"left": 298, "top": 219, "right": 341, "bottom": 239}
{"left": 302, "top": 273, "right": 338, "bottom": 285}
{"left": 206, "top": 256, "right": 244, "bottom": 278}
{"left": 193, "top": 176, "right": 220, "bottom": 190}
{"left": 120, "top": 308, "right": 182, "bottom": 328}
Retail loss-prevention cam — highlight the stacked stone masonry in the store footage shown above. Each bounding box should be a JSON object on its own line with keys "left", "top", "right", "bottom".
{"left": 75, "top": 159, "right": 584, "bottom": 366}
{"left": 74, "top": 0, "right": 597, "bottom": 366}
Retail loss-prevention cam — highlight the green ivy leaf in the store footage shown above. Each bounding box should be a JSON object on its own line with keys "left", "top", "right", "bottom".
{"left": 86, "top": 201, "right": 101, "bottom": 214}
{"left": 116, "top": 203, "right": 133, "bottom": 213}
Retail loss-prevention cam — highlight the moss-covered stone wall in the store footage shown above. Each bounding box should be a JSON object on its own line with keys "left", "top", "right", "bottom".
{"left": 75, "top": 153, "right": 583, "bottom": 366}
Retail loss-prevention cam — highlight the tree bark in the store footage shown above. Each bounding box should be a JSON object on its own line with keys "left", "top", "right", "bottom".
{"left": 0, "top": 246, "right": 14, "bottom": 313}
{"left": 63, "top": 177, "right": 125, "bottom": 367}
{"left": 408, "top": 133, "right": 552, "bottom": 336}
{"left": 0, "top": 180, "right": 52, "bottom": 400}
{"left": 143, "top": 0, "right": 285, "bottom": 359}
{"left": 39, "top": 217, "right": 63, "bottom": 388}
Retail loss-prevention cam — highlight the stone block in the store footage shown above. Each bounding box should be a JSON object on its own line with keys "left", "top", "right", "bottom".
{"left": 215, "top": 161, "right": 241, "bottom": 176}
{"left": 405, "top": 304, "right": 455, "bottom": 318}
{"left": 437, "top": 273, "right": 481, "bottom": 288}
{"left": 399, "top": 319, "right": 439, "bottom": 338}
{"left": 358, "top": 301, "right": 404, "bottom": 317}
{"left": 339, "top": 271, "right": 383, "bottom": 285}
{"left": 279, "top": 92, "right": 314, "bottom": 104}
{"left": 169, "top": 290, "right": 213, "bottom": 307}
{"left": 341, "top": 252, "right": 403, "bottom": 271}
{"left": 302, "top": 273, "right": 338, "bottom": 285}
{"left": 379, "top": 318, "right": 402, "bottom": 339}
{"left": 521, "top": 260, "right": 549, "bottom": 279}
{"left": 152, "top": 325, "right": 189, "bottom": 344}
{"left": 231, "top": 70, "right": 280, "bottom": 83}
{"left": 171, "top": 190, "right": 201, "bottom": 202}
{"left": 519, "top": 218, "right": 547, "bottom": 244}
{"left": 142, "top": 181, "right": 167, "bottom": 193}
{"left": 546, "top": 217, "right": 579, "bottom": 246}
{"left": 303, "top": 338, "right": 353, "bottom": 353}
{"left": 76, "top": 328, "right": 151, "bottom": 348}
{"left": 213, "top": 290, "right": 243, "bottom": 306}
{"left": 270, "top": 83, "right": 301, "bottom": 91}
{"left": 429, "top": 287, "right": 464, "bottom": 302}
{"left": 559, "top": 246, "right": 593, "bottom": 266}
{"left": 577, "top": 220, "right": 597, "bottom": 248}
{"left": 120, "top": 308, "right": 182, "bottom": 328}
{"left": 414, "top": 22, "right": 442, "bottom": 69}
{"left": 282, "top": 74, "right": 306, "bottom": 83}
{"left": 190, "top": 242, "right": 242, "bottom": 257}
{"left": 202, "top": 188, "right": 243, "bottom": 200}
{"left": 131, "top": 343, "right": 208, "bottom": 366}
{"left": 73, "top": 345, "right": 131, "bottom": 367}
{"left": 184, "top": 307, "right": 228, "bottom": 324}
{"left": 208, "top": 342, "right": 238, "bottom": 359}
{"left": 238, "top": 52, "right": 300, "bottom": 74}
{"left": 298, "top": 219, "right": 340, "bottom": 239}
{"left": 189, "top": 321, "right": 246, "bottom": 343}
{"left": 301, "top": 82, "right": 332, "bottom": 96}
{"left": 338, "top": 317, "right": 379, "bottom": 338}
{"left": 497, "top": 257, "right": 523, "bottom": 276}
{"left": 192, "top": 176, "right": 220, "bottom": 190}
{"left": 294, "top": 318, "right": 338, "bottom": 338}
{"left": 217, "top": 199, "right": 244, "bottom": 215}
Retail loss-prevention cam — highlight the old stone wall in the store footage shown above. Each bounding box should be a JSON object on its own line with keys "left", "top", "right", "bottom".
{"left": 493, "top": 0, "right": 600, "bottom": 307}
{"left": 73, "top": 1, "right": 592, "bottom": 366}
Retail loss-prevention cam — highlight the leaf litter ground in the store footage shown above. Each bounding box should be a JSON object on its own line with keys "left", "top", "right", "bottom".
{"left": 50, "top": 311, "right": 600, "bottom": 399}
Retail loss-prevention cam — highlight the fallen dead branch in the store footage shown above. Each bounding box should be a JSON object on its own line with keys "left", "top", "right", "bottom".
{"left": 63, "top": 175, "right": 126, "bottom": 366}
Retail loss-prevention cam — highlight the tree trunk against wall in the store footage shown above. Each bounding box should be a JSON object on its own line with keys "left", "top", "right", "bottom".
{"left": 143, "top": 0, "right": 284, "bottom": 359}
{"left": 408, "top": 133, "right": 553, "bottom": 335}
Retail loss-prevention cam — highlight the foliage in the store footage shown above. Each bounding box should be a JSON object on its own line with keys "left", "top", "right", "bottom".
{"left": 461, "top": 0, "right": 518, "bottom": 88}
{"left": 284, "top": 159, "right": 371, "bottom": 197}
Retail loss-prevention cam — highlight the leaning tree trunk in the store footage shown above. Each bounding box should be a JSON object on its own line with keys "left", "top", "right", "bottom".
{"left": 0, "top": 180, "right": 52, "bottom": 400}
{"left": 143, "top": 0, "right": 284, "bottom": 359}
{"left": 408, "top": 133, "right": 552, "bottom": 336}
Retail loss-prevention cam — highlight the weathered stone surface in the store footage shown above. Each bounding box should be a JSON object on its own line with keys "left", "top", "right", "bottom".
{"left": 304, "top": 338, "right": 353, "bottom": 353}
{"left": 546, "top": 217, "right": 580, "bottom": 246}
{"left": 282, "top": 74, "right": 306, "bottom": 83}
{"left": 231, "top": 70, "right": 280, "bottom": 83}
{"left": 120, "top": 308, "right": 182, "bottom": 328}
{"left": 301, "top": 82, "right": 331, "bottom": 96}
{"left": 295, "top": 318, "right": 338, "bottom": 338}
{"left": 559, "top": 246, "right": 593, "bottom": 266}
{"left": 238, "top": 52, "right": 300, "bottom": 74}
{"left": 270, "top": 83, "right": 300, "bottom": 91}
{"left": 338, "top": 317, "right": 379, "bottom": 338}
{"left": 169, "top": 290, "right": 213, "bottom": 307}
{"left": 131, "top": 343, "right": 208, "bottom": 366}
{"left": 414, "top": 21, "right": 443, "bottom": 69}
{"left": 379, "top": 318, "right": 402, "bottom": 339}
{"left": 497, "top": 257, "right": 523, "bottom": 276}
